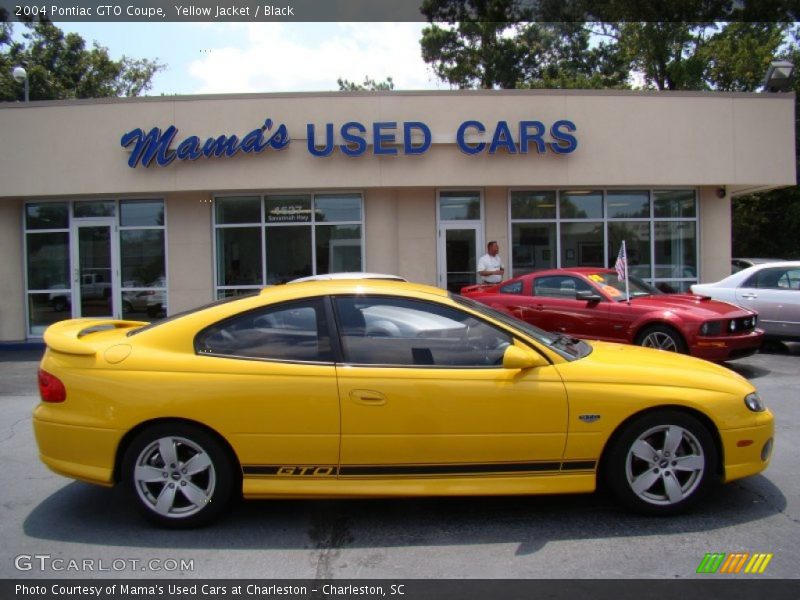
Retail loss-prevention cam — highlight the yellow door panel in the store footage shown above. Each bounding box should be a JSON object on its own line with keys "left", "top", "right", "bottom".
{"left": 336, "top": 363, "right": 569, "bottom": 467}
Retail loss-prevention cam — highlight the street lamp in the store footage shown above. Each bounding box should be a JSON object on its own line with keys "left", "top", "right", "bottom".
{"left": 763, "top": 59, "right": 795, "bottom": 93}
{"left": 12, "top": 66, "right": 29, "bottom": 102}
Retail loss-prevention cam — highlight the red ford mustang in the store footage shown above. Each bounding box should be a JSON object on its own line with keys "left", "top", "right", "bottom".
{"left": 462, "top": 268, "right": 763, "bottom": 362}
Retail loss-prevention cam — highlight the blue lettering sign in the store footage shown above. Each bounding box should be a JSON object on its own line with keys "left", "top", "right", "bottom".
{"left": 340, "top": 122, "right": 368, "bottom": 157}
{"left": 519, "top": 121, "right": 546, "bottom": 154}
{"left": 489, "top": 120, "right": 516, "bottom": 154}
{"left": 457, "top": 120, "right": 486, "bottom": 155}
{"left": 307, "top": 123, "right": 335, "bottom": 157}
{"left": 373, "top": 122, "right": 398, "bottom": 156}
{"left": 121, "top": 119, "right": 290, "bottom": 168}
{"left": 549, "top": 120, "right": 578, "bottom": 154}
{"left": 404, "top": 121, "right": 431, "bottom": 155}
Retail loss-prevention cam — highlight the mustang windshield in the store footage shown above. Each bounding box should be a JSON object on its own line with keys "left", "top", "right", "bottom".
{"left": 586, "top": 272, "right": 661, "bottom": 302}
{"left": 452, "top": 294, "right": 591, "bottom": 360}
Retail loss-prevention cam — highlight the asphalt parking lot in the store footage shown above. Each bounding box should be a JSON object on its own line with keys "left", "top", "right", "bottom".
{"left": 0, "top": 343, "right": 798, "bottom": 581}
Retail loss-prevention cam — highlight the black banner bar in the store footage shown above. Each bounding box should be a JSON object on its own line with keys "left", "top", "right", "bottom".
{"left": 3, "top": 579, "right": 800, "bottom": 600}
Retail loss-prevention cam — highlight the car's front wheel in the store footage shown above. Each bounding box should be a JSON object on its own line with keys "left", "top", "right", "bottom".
{"left": 635, "top": 325, "right": 687, "bottom": 353}
{"left": 604, "top": 410, "right": 718, "bottom": 515}
{"left": 122, "top": 423, "right": 236, "bottom": 528}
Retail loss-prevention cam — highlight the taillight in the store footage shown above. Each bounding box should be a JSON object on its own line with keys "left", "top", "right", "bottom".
{"left": 38, "top": 369, "right": 66, "bottom": 403}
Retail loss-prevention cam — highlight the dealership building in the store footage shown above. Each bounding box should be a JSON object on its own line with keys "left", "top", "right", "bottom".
{"left": 0, "top": 89, "right": 795, "bottom": 342}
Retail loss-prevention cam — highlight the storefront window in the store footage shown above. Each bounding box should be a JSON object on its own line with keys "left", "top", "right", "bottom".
{"left": 214, "top": 192, "right": 364, "bottom": 297}
{"left": 266, "top": 226, "right": 312, "bottom": 284}
{"left": 26, "top": 202, "right": 68, "bottom": 230}
{"left": 439, "top": 191, "right": 481, "bottom": 221}
{"left": 511, "top": 223, "right": 556, "bottom": 275}
{"left": 216, "top": 228, "right": 263, "bottom": 287}
{"left": 607, "top": 191, "right": 650, "bottom": 219}
{"left": 74, "top": 200, "right": 116, "bottom": 219}
{"left": 561, "top": 222, "right": 604, "bottom": 267}
{"left": 560, "top": 190, "right": 603, "bottom": 219}
{"left": 509, "top": 189, "right": 697, "bottom": 292}
{"left": 511, "top": 191, "right": 556, "bottom": 220}
{"left": 654, "top": 190, "right": 696, "bottom": 218}
{"left": 215, "top": 196, "right": 261, "bottom": 224}
{"left": 24, "top": 199, "right": 167, "bottom": 334}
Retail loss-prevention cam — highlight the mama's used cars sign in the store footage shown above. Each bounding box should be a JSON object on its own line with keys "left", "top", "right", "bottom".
{"left": 120, "top": 118, "right": 577, "bottom": 168}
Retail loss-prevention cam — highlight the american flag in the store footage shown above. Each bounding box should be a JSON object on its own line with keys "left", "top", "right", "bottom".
{"left": 615, "top": 241, "right": 628, "bottom": 281}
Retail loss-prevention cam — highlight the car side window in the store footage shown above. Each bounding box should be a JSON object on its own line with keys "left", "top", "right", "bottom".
{"left": 744, "top": 268, "right": 800, "bottom": 290}
{"left": 533, "top": 276, "right": 591, "bottom": 298}
{"left": 195, "top": 298, "right": 332, "bottom": 362}
{"left": 499, "top": 281, "right": 523, "bottom": 294}
{"left": 333, "top": 296, "right": 512, "bottom": 367}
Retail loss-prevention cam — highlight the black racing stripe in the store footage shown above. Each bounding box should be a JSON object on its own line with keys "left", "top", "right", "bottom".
{"left": 339, "top": 462, "right": 562, "bottom": 476}
{"left": 561, "top": 461, "right": 597, "bottom": 471}
{"left": 242, "top": 461, "right": 597, "bottom": 478}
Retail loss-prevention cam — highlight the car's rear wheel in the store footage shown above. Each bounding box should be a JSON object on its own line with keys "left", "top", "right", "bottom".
{"left": 604, "top": 410, "right": 718, "bottom": 515}
{"left": 123, "top": 423, "right": 236, "bottom": 528}
{"left": 635, "top": 325, "right": 687, "bottom": 353}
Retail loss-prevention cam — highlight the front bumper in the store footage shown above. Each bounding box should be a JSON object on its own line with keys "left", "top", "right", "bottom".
{"left": 720, "top": 414, "right": 774, "bottom": 483}
{"left": 690, "top": 329, "right": 764, "bottom": 362}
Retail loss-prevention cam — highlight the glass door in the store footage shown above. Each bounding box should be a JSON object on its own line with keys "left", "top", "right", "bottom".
{"left": 438, "top": 224, "right": 481, "bottom": 293}
{"left": 71, "top": 219, "right": 119, "bottom": 318}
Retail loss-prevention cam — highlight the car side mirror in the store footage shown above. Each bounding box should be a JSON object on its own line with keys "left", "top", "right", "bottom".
{"left": 502, "top": 345, "right": 548, "bottom": 370}
{"left": 575, "top": 290, "right": 602, "bottom": 303}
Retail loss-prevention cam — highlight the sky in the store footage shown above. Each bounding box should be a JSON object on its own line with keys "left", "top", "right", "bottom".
{"left": 52, "top": 22, "right": 447, "bottom": 96}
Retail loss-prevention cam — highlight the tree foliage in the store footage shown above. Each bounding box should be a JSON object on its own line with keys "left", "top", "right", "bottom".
{"left": 337, "top": 76, "right": 395, "bottom": 91}
{"left": 1, "top": 20, "right": 164, "bottom": 102}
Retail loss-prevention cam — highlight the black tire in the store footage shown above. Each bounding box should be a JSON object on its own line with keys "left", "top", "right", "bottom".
{"left": 604, "top": 410, "right": 718, "bottom": 515}
{"left": 122, "top": 422, "right": 236, "bottom": 528}
{"left": 634, "top": 324, "right": 688, "bottom": 354}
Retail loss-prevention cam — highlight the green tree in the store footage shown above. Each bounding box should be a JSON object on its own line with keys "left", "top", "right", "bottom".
{"left": 420, "top": 1, "right": 627, "bottom": 89}
{"left": 337, "top": 76, "right": 395, "bottom": 91}
{"left": 1, "top": 20, "right": 164, "bottom": 102}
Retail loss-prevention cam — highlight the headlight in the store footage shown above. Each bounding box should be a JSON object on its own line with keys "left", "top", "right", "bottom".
{"left": 745, "top": 392, "right": 766, "bottom": 412}
{"left": 700, "top": 321, "right": 722, "bottom": 336}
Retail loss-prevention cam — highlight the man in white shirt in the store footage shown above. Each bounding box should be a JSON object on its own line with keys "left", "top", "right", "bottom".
{"left": 477, "top": 241, "right": 505, "bottom": 284}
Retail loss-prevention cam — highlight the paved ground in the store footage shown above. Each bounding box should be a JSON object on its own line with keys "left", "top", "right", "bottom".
{"left": 1, "top": 344, "right": 798, "bottom": 580}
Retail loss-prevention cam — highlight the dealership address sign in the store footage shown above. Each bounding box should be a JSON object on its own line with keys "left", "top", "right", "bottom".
{"left": 120, "top": 118, "right": 578, "bottom": 168}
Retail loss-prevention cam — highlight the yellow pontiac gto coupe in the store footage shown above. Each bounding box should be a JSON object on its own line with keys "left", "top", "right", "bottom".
{"left": 34, "top": 279, "right": 774, "bottom": 527}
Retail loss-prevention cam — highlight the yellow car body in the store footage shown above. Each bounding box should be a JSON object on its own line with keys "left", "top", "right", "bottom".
{"left": 33, "top": 280, "right": 773, "bottom": 527}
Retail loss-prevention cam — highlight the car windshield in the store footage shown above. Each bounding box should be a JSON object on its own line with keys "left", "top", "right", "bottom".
{"left": 585, "top": 272, "right": 661, "bottom": 302}
{"left": 452, "top": 294, "right": 591, "bottom": 360}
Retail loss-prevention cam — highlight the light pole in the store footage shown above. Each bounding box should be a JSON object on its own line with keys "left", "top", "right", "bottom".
{"left": 12, "top": 66, "right": 29, "bottom": 102}
{"left": 763, "top": 59, "right": 795, "bottom": 93}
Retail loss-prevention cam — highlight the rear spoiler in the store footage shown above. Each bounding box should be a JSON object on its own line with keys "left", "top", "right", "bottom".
{"left": 43, "top": 319, "right": 149, "bottom": 355}
{"left": 461, "top": 284, "right": 494, "bottom": 294}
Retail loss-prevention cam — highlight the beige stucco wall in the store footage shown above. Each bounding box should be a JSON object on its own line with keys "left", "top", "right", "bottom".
{"left": 0, "top": 199, "right": 26, "bottom": 341}
{"left": 698, "top": 186, "right": 733, "bottom": 284}
{"left": 166, "top": 192, "right": 214, "bottom": 314}
{"left": 0, "top": 90, "right": 795, "bottom": 199}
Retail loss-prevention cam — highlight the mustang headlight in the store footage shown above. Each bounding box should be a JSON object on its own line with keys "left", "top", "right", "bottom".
{"left": 745, "top": 392, "right": 766, "bottom": 412}
{"left": 700, "top": 321, "right": 722, "bottom": 336}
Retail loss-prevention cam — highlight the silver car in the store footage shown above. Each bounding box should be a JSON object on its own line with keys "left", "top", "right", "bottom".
{"left": 692, "top": 261, "right": 800, "bottom": 341}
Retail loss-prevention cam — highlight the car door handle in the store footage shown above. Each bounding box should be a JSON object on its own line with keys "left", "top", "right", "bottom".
{"left": 740, "top": 293, "right": 758, "bottom": 299}
{"left": 349, "top": 389, "right": 387, "bottom": 405}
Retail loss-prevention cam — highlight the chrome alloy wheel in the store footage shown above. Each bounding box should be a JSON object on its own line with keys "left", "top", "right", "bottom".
{"left": 132, "top": 436, "right": 216, "bottom": 519}
{"left": 625, "top": 424, "right": 705, "bottom": 506}
{"left": 640, "top": 331, "right": 679, "bottom": 352}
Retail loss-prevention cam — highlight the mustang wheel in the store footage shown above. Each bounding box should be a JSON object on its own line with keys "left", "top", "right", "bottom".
{"left": 635, "top": 325, "right": 687, "bottom": 353}
{"left": 605, "top": 411, "right": 718, "bottom": 515}
{"left": 123, "top": 423, "right": 236, "bottom": 528}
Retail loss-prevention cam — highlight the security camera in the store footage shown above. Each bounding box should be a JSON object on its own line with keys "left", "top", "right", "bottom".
{"left": 12, "top": 66, "right": 27, "bottom": 83}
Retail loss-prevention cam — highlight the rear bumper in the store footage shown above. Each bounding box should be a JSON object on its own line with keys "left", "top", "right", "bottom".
{"left": 690, "top": 329, "right": 764, "bottom": 362}
{"left": 33, "top": 415, "right": 120, "bottom": 486}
